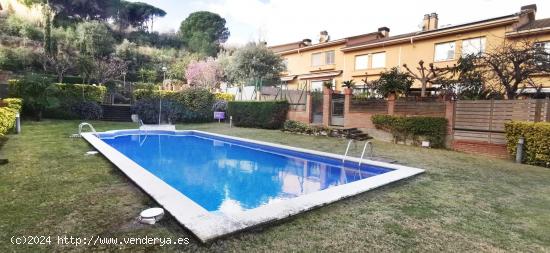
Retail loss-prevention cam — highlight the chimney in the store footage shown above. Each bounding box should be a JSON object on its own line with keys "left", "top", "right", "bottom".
{"left": 422, "top": 14, "right": 430, "bottom": 31}
{"left": 319, "top": 31, "right": 330, "bottom": 43}
{"left": 302, "top": 38, "right": 312, "bottom": 46}
{"left": 514, "top": 4, "right": 537, "bottom": 30}
{"left": 378, "top": 27, "right": 390, "bottom": 37}
{"left": 422, "top": 13, "right": 439, "bottom": 31}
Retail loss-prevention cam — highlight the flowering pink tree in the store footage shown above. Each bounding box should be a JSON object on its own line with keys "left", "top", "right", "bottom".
{"left": 185, "top": 58, "right": 223, "bottom": 89}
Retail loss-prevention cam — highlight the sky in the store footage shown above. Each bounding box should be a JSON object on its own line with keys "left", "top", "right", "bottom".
{"left": 129, "top": 0, "right": 550, "bottom": 46}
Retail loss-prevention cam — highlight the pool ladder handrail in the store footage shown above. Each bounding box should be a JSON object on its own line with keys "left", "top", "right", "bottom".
{"left": 78, "top": 122, "right": 98, "bottom": 137}
{"left": 343, "top": 140, "right": 374, "bottom": 165}
{"left": 358, "top": 141, "right": 374, "bottom": 167}
{"left": 342, "top": 139, "right": 354, "bottom": 163}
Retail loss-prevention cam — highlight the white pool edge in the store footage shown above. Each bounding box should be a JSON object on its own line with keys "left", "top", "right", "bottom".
{"left": 82, "top": 130, "right": 424, "bottom": 243}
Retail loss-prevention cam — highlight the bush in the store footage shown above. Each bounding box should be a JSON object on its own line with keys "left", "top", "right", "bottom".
{"left": 9, "top": 79, "right": 106, "bottom": 119}
{"left": 55, "top": 84, "right": 106, "bottom": 103}
{"left": 0, "top": 107, "right": 17, "bottom": 136}
{"left": 132, "top": 88, "right": 215, "bottom": 123}
{"left": 505, "top": 121, "right": 550, "bottom": 167}
{"left": 283, "top": 120, "right": 309, "bottom": 133}
{"left": 214, "top": 92, "right": 235, "bottom": 101}
{"left": 0, "top": 98, "right": 22, "bottom": 136}
{"left": 372, "top": 114, "right": 448, "bottom": 148}
{"left": 10, "top": 80, "right": 106, "bottom": 103}
{"left": 0, "top": 46, "right": 40, "bottom": 72}
{"left": 2, "top": 98, "right": 22, "bottom": 111}
{"left": 227, "top": 101, "right": 289, "bottom": 129}
{"left": 71, "top": 101, "right": 103, "bottom": 120}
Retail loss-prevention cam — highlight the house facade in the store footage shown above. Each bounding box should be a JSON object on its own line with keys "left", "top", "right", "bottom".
{"left": 269, "top": 4, "right": 550, "bottom": 96}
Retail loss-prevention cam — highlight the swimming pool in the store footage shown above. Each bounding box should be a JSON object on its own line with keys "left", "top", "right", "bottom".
{"left": 82, "top": 130, "right": 423, "bottom": 242}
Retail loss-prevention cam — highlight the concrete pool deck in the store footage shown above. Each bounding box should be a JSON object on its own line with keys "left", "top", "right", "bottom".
{"left": 82, "top": 130, "right": 424, "bottom": 243}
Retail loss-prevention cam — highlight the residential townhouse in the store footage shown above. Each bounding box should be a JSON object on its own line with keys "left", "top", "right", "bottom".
{"left": 269, "top": 4, "right": 550, "bottom": 96}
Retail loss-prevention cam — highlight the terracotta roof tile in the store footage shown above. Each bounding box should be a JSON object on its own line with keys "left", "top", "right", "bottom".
{"left": 518, "top": 18, "right": 550, "bottom": 31}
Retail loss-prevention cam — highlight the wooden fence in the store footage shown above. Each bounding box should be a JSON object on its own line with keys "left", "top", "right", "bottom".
{"left": 453, "top": 99, "right": 550, "bottom": 144}
{"left": 349, "top": 98, "right": 387, "bottom": 113}
{"left": 394, "top": 100, "right": 446, "bottom": 116}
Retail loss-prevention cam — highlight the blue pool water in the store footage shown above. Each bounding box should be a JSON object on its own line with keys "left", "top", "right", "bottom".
{"left": 101, "top": 132, "right": 393, "bottom": 213}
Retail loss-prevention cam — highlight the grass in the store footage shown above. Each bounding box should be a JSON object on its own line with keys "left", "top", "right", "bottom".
{"left": 0, "top": 119, "right": 549, "bottom": 252}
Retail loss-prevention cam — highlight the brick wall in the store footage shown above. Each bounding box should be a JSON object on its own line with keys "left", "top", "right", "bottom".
{"left": 452, "top": 140, "right": 510, "bottom": 159}
{"left": 287, "top": 110, "right": 309, "bottom": 123}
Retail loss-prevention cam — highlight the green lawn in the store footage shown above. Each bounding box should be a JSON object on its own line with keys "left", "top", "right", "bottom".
{"left": 1, "top": 120, "right": 549, "bottom": 252}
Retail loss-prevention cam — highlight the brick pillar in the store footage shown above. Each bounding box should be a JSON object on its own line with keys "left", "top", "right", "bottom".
{"left": 322, "top": 87, "right": 333, "bottom": 126}
{"left": 306, "top": 92, "right": 312, "bottom": 124}
{"left": 387, "top": 92, "right": 396, "bottom": 115}
{"left": 344, "top": 88, "right": 352, "bottom": 127}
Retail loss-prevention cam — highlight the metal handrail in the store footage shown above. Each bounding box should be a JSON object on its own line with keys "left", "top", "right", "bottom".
{"left": 78, "top": 122, "right": 98, "bottom": 137}
{"left": 358, "top": 141, "right": 374, "bottom": 167}
{"left": 342, "top": 139, "right": 353, "bottom": 163}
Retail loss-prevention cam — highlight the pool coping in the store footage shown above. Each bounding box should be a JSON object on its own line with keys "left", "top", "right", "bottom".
{"left": 82, "top": 130, "right": 424, "bottom": 243}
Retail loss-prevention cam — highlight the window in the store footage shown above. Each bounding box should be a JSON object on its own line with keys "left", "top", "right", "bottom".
{"left": 311, "top": 51, "right": 335, "bottom": 66}
{"left": 535, "top": 41, "right": 550, "bottom": 64}
{"left": 311, "top": 53, "right": 323, "bottom": 66}
{"left": 355, "top": 55, "right": 369, "bottom": 70}
{"left": 371, "top": 52, "right": 386, "bottom": 68}
{"left": 434, "top": 41, "right": 456, "bottom": 61}
{"left": 462, "top": 37, "right": 486, "bottom": 56}
{"left": 325, "top": 51, "right": 335, "bottom": 65}
{"left": 282, "top": 58, "right": 289, "bottom": 69}
{"left": 311, "top": 81, "right": 324, "bottom": 91}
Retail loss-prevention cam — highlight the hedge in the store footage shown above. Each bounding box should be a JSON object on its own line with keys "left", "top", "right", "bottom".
{"left": 372, "top": 114, "right": 448, "bottom": 148}
{"left": 227, "top": 101, "right": 289, "bottom": 129}
{"left": 0, "top": 98, "right": 22, "bottom": 136}
{"left": 9, "top": 80, "right": 106, "bottom": 103}
{"left": 8, "top": 80, "right": 106, "bottom": 119}
{"left": 505, "top": 121, "right": 550, "bottom": 167}
{"left": 132, "top": 88, "right": 215, "bottom": 123}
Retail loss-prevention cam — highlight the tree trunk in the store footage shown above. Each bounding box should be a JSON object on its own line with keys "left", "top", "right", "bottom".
{"left": 36, "top": 110, "right": 43, "bottom": 121}
{"left": 420, "top": 80, "right": 427, "bottom": 97}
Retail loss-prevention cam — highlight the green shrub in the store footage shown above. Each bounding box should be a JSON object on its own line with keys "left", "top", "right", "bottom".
{"left": 227, "top": 101, "right": 289, "bottom": 129}
{"left": 9, "top": 79, "right": 106, "bottom": 119}
{"left": 372, "top": 114, "right": 448, "bottom": 148}
{"left": 505, "top": 121, "right": 550, "bottom": 167}
{"left": 0, "top": 107, "right": 17, "bottom": 136}
{"left": 3, "top": 98, "right": 22, "bottom": 111}
{"left": 55, "top": 84, "right": 106, "bottom": 103}
{"left": 283, "top": 120, "right": 309, "bottom": 133}
{"left": 71, "top": 101, "right": 103, "bottom": 120}
{"left": 0, "top": 46, "right": 40, "bottom": 72}
{"left": 0, "top": 98, "right": 22, "bottom": 136}
{"left": 132, "top": 88, "right": 215, "bottom": 123}
{"left": 10, "top": 80, "right": 106, "bottom": 103}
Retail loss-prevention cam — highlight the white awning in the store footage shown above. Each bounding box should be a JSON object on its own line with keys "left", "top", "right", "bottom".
{"left": 280, "top": 75, "right": 297, "bottom": 82}
{"left": 298, "top": 70, "right": 343, "bottom": 80}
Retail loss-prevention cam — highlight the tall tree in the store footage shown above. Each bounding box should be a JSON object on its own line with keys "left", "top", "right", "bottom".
{"left": 478, "top": 40, "right": 550, "bottom": 99}
{"left": 402, "top": 60, "right": 454, "bottom": 97}
{"left": 76, "top": 21, "right": 115, "bottom": 58}
{"left": 227, "top": 42, "right": 286, "bottom": 86}
{"left": 179, "top": 11, "right": 230, "bottom": 56}
{"left": 116, "top": 1, "right": 166, "bottom": 32}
